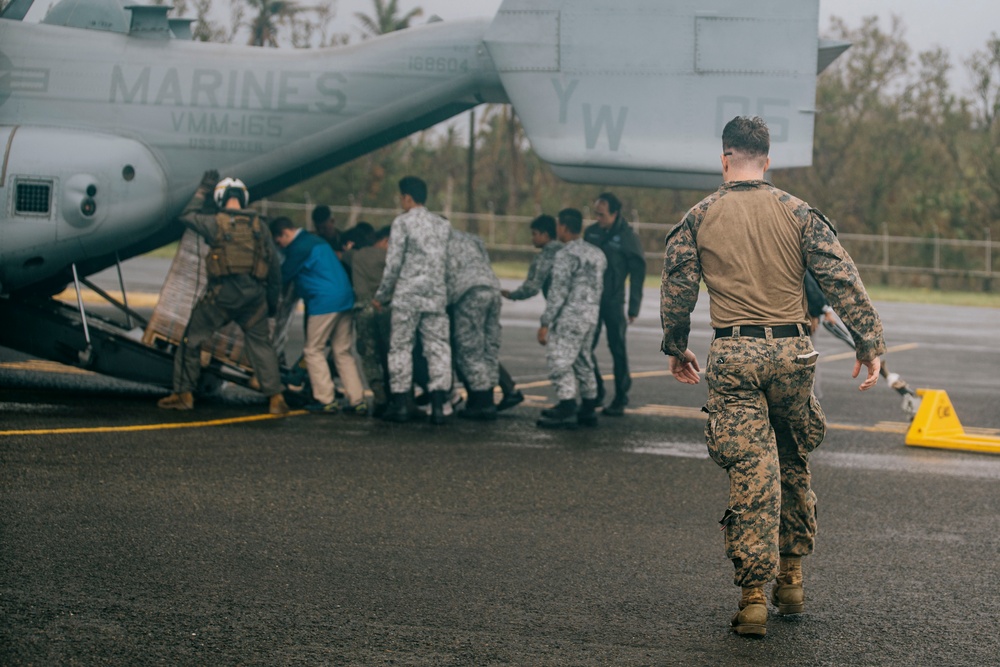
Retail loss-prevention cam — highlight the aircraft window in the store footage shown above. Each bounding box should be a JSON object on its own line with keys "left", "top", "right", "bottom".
{"left": 15, "top": 182, "right": 52, "bottom": 216}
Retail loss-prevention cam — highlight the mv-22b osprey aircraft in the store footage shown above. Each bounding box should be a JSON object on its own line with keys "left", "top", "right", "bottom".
{"left": 0, "top": 0, "right": 849, "bottom": 388}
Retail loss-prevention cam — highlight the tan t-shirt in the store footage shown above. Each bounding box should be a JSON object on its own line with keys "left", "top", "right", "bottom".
{"left": 697, "top": 188, "right": 808, "bottom": 328}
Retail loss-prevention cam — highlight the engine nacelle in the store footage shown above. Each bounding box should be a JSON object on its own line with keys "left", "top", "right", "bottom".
{"left": 0, "top": 126, "right": 168, "bottom": 293}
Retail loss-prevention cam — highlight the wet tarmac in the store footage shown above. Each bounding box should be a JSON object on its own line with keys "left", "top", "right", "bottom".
{"left": 2, "top": 261, "right": 1000, "bottom": 665}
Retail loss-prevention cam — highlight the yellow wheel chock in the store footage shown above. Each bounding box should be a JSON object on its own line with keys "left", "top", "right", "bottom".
{"left": 905, "top": 389, "right": 1000, "bottom": 454}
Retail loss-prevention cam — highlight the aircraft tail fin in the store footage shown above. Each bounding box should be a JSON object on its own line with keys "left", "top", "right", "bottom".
{"left": 818, "top": 39, "right": 851, "bottom": 74}
{"left": 484, "top": 0, "right": 841, "bottom": 188}
{"left": 0, "top": 0, "right": 34, "bottom": 21}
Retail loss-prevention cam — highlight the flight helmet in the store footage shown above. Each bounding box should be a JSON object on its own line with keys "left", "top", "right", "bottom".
{"left": 214, "top": 177, "right": 249, "bottom": 209}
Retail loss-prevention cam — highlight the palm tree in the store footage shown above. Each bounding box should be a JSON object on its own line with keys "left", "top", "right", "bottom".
{"left": 355, "top": 0, "right": 423, "bottom": 39}
{"left": 188, "top": 0, "right": 228, "bottom": 43}
{"left": 245, "top": 0, "right": 304, "bottom": 47}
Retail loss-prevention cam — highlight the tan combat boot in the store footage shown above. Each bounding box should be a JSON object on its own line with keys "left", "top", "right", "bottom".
{"left": 771, "top": 555, "right": 805, "bottom": 615}
{"left": 157, "top": 392, "right": 193, "bottom": 410}
{"left": 269, "top": 393, "right": 290, "bottom": 415}
{"left": 731, "top": 586, "right": 768, "bottom": 637}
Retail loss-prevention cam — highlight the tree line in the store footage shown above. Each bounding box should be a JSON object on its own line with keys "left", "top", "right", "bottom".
{"left": 270, "top": 13, "right": 1000, "bottom": 247}
{"left": 39, "top": 1, "right": 995, "bottom": 244}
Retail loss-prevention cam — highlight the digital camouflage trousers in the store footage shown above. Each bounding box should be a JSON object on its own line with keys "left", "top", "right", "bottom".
{"left": 452, "top": 287, "right": 501, "bottom": 392}
{"left": 355, "top": 304, "right": 391, "bottom": 405}
{"left": 703, "top": 331, "right": 826, "bottom": 588}
{"left": 388, "top": 308, "right": 451, "bottom": 393}
{"left": 547, "top": 316, "right": 599, "bottom": 402}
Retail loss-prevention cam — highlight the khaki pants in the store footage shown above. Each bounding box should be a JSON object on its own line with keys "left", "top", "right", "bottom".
{"left": 304, "top": 310, "right": 364, "bottom": 406}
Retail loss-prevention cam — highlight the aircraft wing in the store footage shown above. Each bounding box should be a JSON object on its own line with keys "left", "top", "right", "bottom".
{"left": 485, "top": 0, "right": 836, "bottom": 189}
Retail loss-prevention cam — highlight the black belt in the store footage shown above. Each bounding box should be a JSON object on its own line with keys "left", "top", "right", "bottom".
{"left": 714, "top": 324, "right": 802, "bottom": 339}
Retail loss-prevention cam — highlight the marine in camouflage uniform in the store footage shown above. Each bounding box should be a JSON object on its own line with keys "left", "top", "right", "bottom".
{"left": 540, "top": 211, "right": 607, "bottom": 418}
{"left": 373, "top": 177, "right": 452, "bottom": 423}
{"left": 159, "top": 170, "right": 286, "bottom": 413}
{"left": 660, "top": 116, "right": 885, "bottom": 636}
{"left": 348, "top": 229, "right": 392, "bottom": 412}
{"left": 446, "top": 229, "right": 501, "bottom": 398}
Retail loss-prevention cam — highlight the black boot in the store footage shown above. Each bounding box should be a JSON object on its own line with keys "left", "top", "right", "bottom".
{"left": 476, "top": 390, "right": 498, "bottom": 420}
{"left": 459, "top": 390, "right": 497, "bottom": 421}
{"left": 457, "top": 390, "right": 478, "bottom": 419}
{"left": 382, "top": 392, "right": 412, "bottom": 423}
{"left": 603, "top": 395, "right": 628, "bottom": 417}
{"left": 537, "top": 399, "right": 579, "bottom": 429}
{"left": 430, "top": 390, "right": 448, "bottom": 425}
{"left": 541, "top": 397, "right": 577, "bottom": 419}
{"left": 577, "top": 397, "right": 600, "bottom": 427}
{"left": 497, "top": 389, "right": 524, "bottom": 412}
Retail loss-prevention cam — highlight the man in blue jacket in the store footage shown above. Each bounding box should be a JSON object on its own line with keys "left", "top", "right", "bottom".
{"left": 270, "top": 217, "right": 366, "bottom": 414}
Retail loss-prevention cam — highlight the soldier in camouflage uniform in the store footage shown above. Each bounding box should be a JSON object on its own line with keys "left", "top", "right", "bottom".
{"left": 660, "top": 117, "right": 885, "bottom": 637}
{"left": 349, "top": 225, "right": 392, "bottom": 416}
{"left": 502, "top": 214, "right": 564, "bottom": 302}
{"left": 373, "top": 176, "right": 452, "bottom": 425}
{"left": 495, "top": 214, "right": 566, "bottom": 411}
{"left": 157, "top": 170, "right": 289, "bottom": 415}
{"left": 445, "top": 229, "right": 502, "bottom": 420}
{"left": 536, "top": 209, "right": 607, "bottom": 429}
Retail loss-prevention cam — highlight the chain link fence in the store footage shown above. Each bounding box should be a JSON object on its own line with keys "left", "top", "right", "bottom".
{"left": 259, "top": 200, "right": 999, "bottom": 292}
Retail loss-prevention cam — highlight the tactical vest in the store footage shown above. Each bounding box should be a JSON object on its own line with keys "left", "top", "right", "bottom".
{"left": 206, "top": 211, "right": 271, "bottom": 280}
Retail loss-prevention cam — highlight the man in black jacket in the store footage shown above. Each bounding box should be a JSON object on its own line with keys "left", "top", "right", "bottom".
{"left": 583, "top": 192, "right": 647, "bottom": 416}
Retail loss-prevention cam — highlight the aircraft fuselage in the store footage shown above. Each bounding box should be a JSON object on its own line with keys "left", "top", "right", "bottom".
{"left": 0, "top": 0, "right": 840, "bottom": 295}
{"left": 0, "top": 17, "right": 505, "bottom": 293}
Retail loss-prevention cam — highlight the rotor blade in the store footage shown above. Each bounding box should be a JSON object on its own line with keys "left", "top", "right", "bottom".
{"left": 821, "top": 319, "right": 855, "bottom": 347}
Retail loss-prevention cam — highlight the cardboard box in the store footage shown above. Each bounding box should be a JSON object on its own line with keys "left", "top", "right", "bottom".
{"left": 142, "top": 229, "right": 253, "bottom": 371}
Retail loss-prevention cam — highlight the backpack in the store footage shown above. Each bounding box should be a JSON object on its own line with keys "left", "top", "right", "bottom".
{"left": 206, "top": 211, "right": 270, "bottom": 280}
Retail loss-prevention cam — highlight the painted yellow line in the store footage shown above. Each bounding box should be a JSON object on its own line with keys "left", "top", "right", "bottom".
{"left": 875, "top": 421, "right": 1000, "bottom": 437}
{"left": 517, "top": 399, "right": 920, "bottom": 435}
{"left": 964, "top": 425, "right": 1000, "bottom": 436}
{"left": 632, "top": 406, "right": 918, "bottom": 435}
{"left": 55, "top": 288, "right": 160, "bottom": 308}
{"left": 828, "top": 422, "right": 909, "bottom": 434}
{"left": 52, "top": 290, "right": 307, "bottom": 312}
{"left": 821, "top": 342, "right": 919, "bottom": 363}
{"left": 0, "top": 411, "right": 307, "bottom": 437}
{"left": 2, "top": 342, "right": 932, "bottom": 437}
{"left": 632, "top": 404, "right": 707, "bottom": 419}
{"left": 514, "top": 379, "right": 555, "bottom": 390}
{"left": 512, "top": 344, "right": 922, "bottom": 390}
{"left": 7, "top": 403, "right": 989, "bottom": 440}
{"left": 628, "top": 343, "right": 922, "bottom": 380}
{"left": 0, "top": 360, "right": 97, "bottom": 375}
